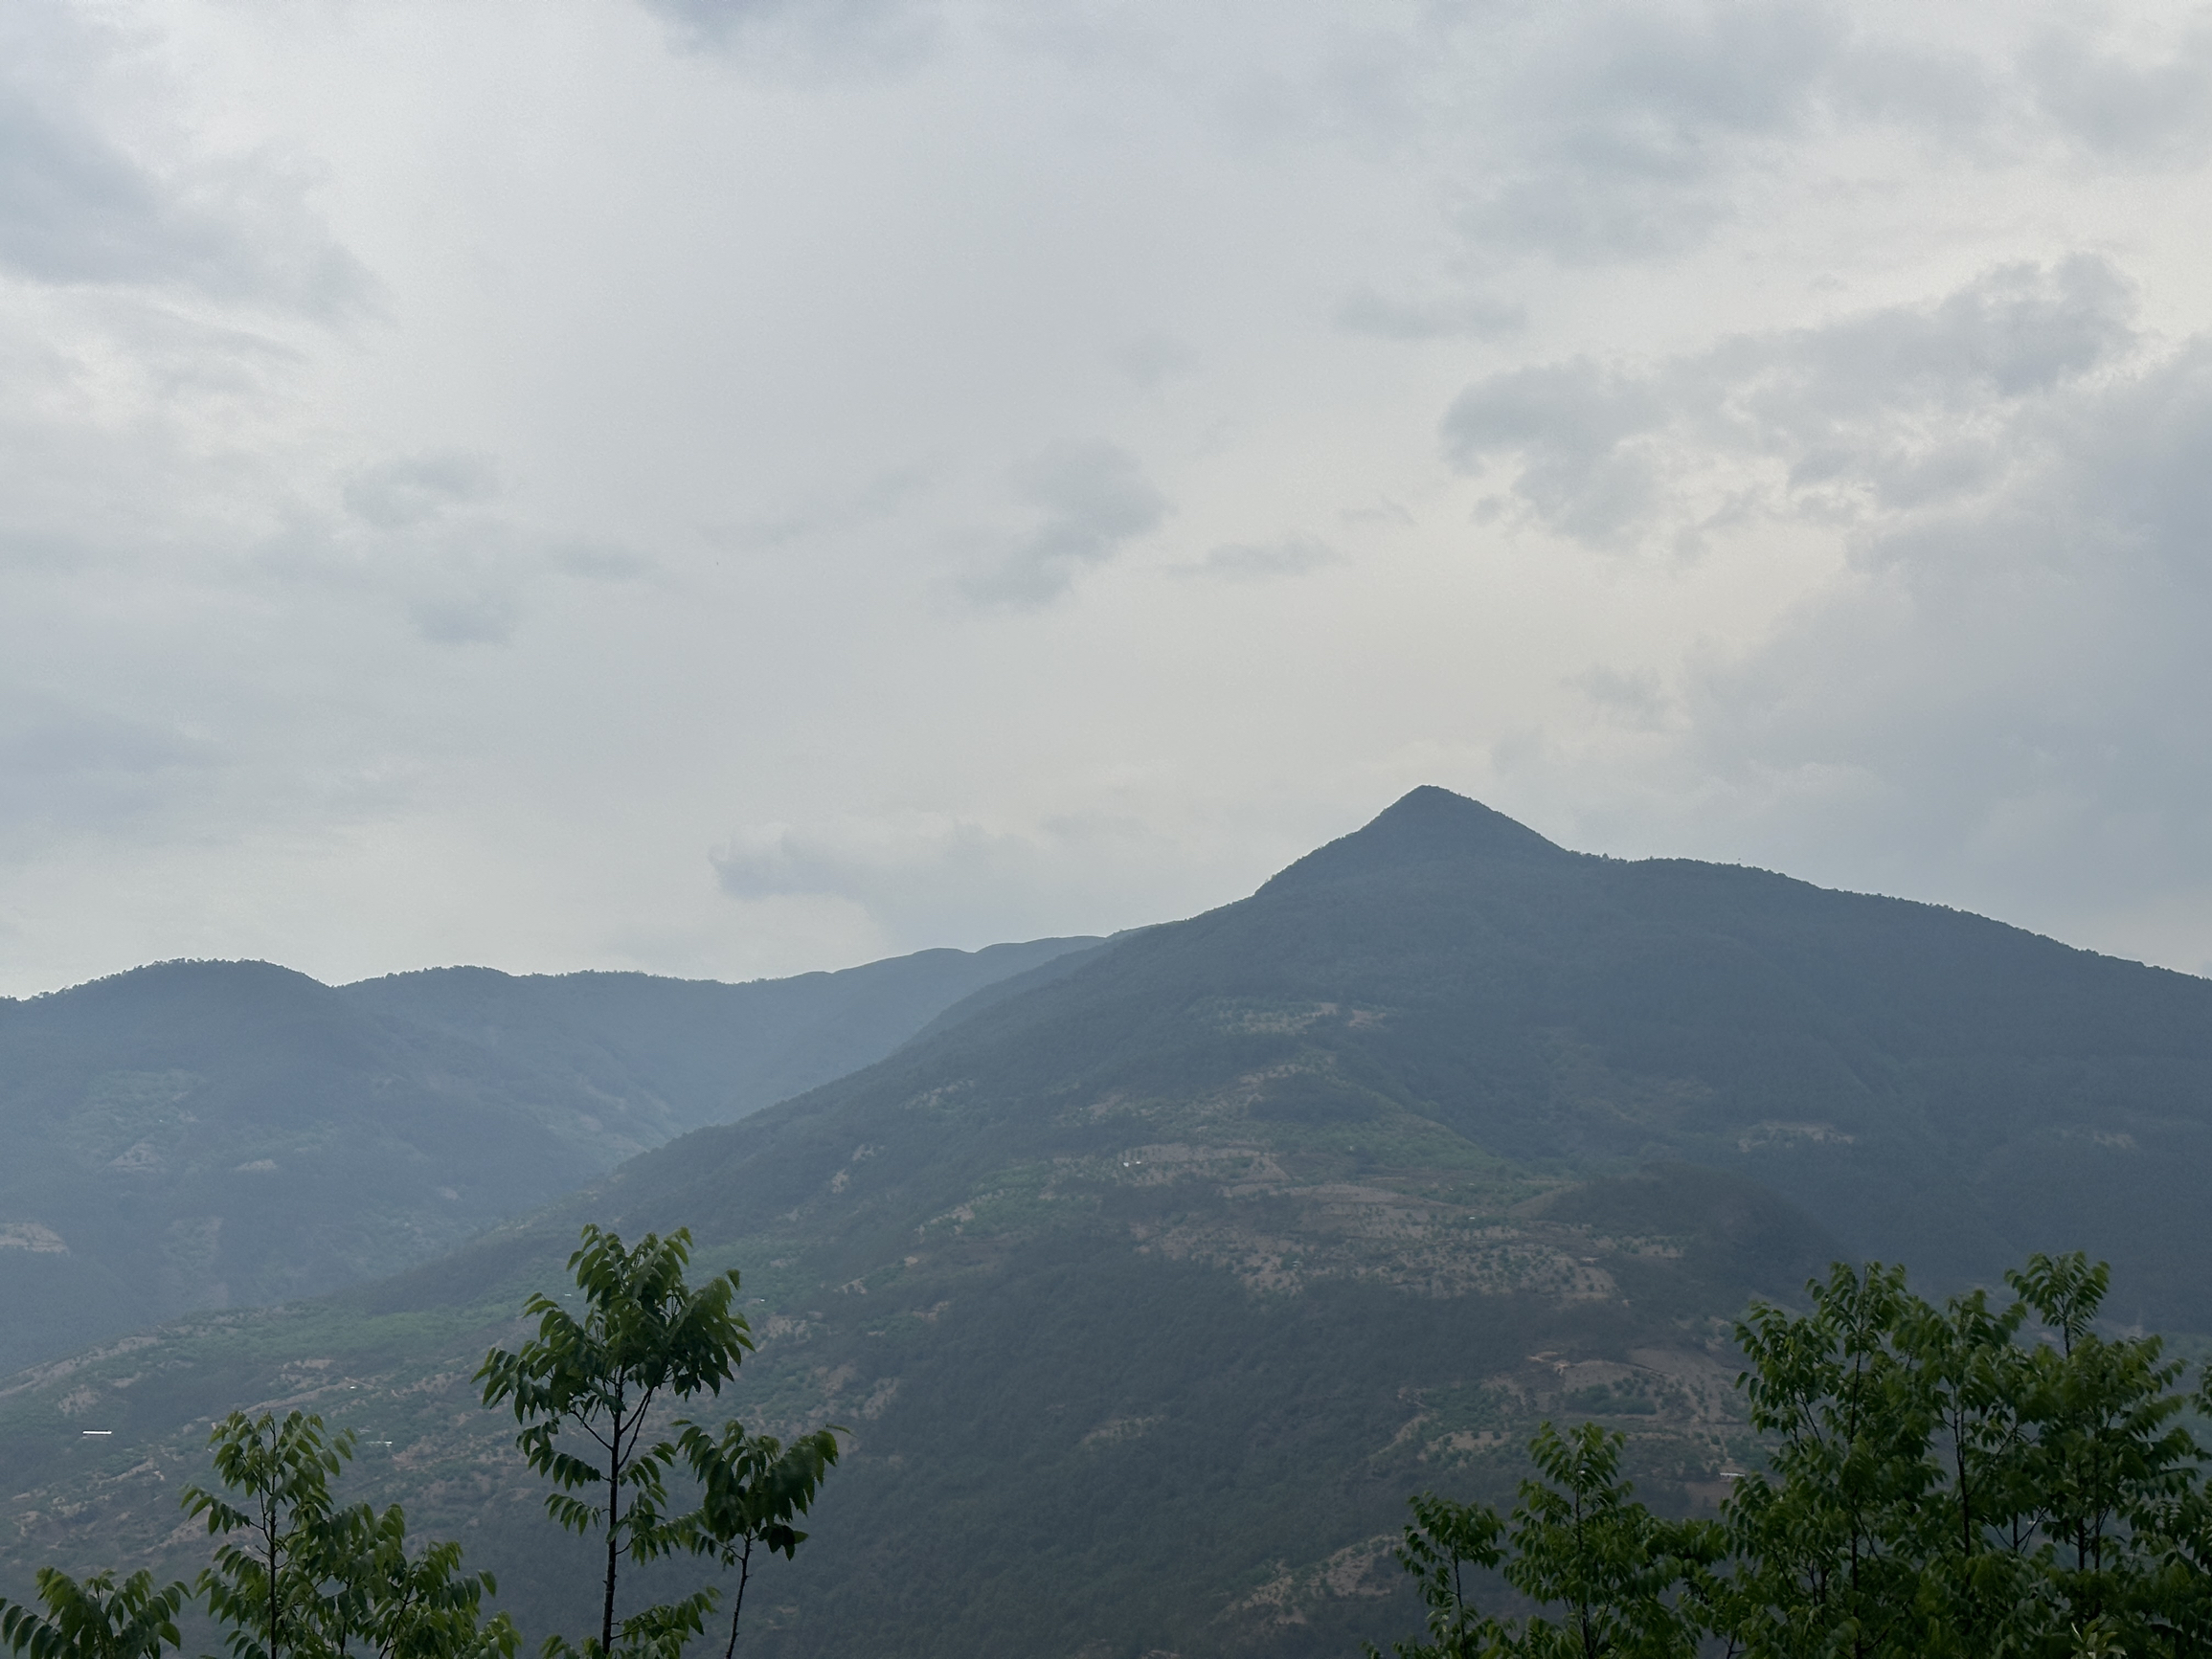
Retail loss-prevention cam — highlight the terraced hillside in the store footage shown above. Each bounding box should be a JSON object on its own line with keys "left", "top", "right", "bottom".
{"left": 0, "top": 1159, "right": 1812, "bottom": 1657}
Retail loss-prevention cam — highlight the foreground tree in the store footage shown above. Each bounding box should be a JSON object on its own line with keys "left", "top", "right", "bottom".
{"left": 1366, "top": 1488, "right": 1505, "bottom": 1659}
{"left": 5, "top": 1222, "right": 835, "bottom": 1659}
{"left": 181, "top": 1409, "right": 514, "bottom": 1659}
{"left": 1499, "top": 1424, "right": 1718, "bottom": 1658}
{"left": 656, "top": 1422, "right": 841, "bottom": 1659}
{"left": 1367, "top": 1424, "right": 1714, "bottom": 1658}
{"left": 314, "top": 1503, "right": 520, "bottom": 1659}
{"left": 184, "top": 1410, "right": 354, "bottom": 1659}
{"left": 1371, "top": 1251, "right": 2212, "bottom": 1659}
{"left": 0, "top": 1571, "right": 188, "bottom": 1659}
{"left": 477, "top": 1225, "right": 753, "bottom": 1659}
{"left": 1726, "top": 1253, "right": 2209, "bottom": 1656}
{"left": 1721, "top": 1262, "right": 1941, "bottom": 1658}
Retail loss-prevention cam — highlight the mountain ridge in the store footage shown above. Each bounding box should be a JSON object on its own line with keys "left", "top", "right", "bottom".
{"left": 0, "top": 936, "right": 1097, "bottom": 1373}
{"left": 4, "top": 789, "right": 2209, "bottom": 1656}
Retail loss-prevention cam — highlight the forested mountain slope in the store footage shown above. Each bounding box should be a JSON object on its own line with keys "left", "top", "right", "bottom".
{"left": 0, "top": 937, "right": 1094, "bottom": 1372}
{"left": 5, "top": 788, "right": 2207, "bottom": 1656}
{"left": 338, "top": 937, "right": 1110, "bottom": 1143}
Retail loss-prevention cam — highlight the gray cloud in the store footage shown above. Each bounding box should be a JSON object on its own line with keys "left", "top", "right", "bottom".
{"left": 1679, "top": 378, "right": 2212, "bottom": 915}
{"left": 344, "top": 454, "right": 500, "bottom": 530}
{"left": 1572, "top": 665, "right": 1674, "bottom": 731}
{"left": 0, "top": 8, "right": 370, "bottom": 313}
{"left": 712, "top": 814, "right": 1013, "bottom": 901}
{"left": 548, "top": 541, "right": 656, "bottom": 582}
{"left": 2023, "top": 27, "right": 2212, "bottom": 165}
{"left": 1333, "top": 287, "right": 1524, "bottom": 341}
{"left": 11, "top": 0, "right": 2212, "bottom": 996}
{"left": 0, "top": 90, "right": 214, "bottom": 288}
{"left": 711, "top": 810, "right": 1165, "bottom": 947}
{"left": 0, "top": 101, "right": 365, "bottom": 314}
{"left": 1487, "top": 271, "right": 2212, "bottom": 943}
{"left": 1758, "top": 256, "right": 2137, "bottom": 414}
{"left": 272, "top": 468, "right": 650, "bottom": 650}
{"left": 0, "top": 698, "right": 214, "bottom": 853}
{"left": 1452, "top": 2, "right": 1859, "bottom": 261}
{"left": 961, "top": 441, "right": 1168, "bottom": 606}
{"left": 1444, "top": 257, "right": 2138, "bottom": 548}
{"left": 1181, "top": 534, "right": 1341, "bottom": 583}
{"left": 1229, "top": 3, "right": 2194, "bottom": 280}
{"left": 705, "top": 468, "right": 932, "bottom": 552}
{"left": 403, "top": 587, "right": 525, "bottom": 648}
{"left": 1443, "top": 361, "right": 1670, "bottom": 544}
{"left": 637, "top": 0, "right": 940, "bottom": 71}
{"left": 1112, "top": 333, "right": 1199, "bottom": 392}
{"left": 355, "top": 527, "right": 653, "bottom": 649}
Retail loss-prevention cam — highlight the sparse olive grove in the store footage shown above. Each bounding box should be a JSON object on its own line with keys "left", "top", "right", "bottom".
{"left": 0, "top": 1228, "right": 837, "bottom": 1659}
{"left": 1368, "top": 1253, "right": 2212, "bottom": 1659}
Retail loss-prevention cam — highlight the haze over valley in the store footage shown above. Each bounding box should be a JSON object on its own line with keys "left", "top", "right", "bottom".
{"left": 0, "top": 937, "right": 1093, "bottom": 1374}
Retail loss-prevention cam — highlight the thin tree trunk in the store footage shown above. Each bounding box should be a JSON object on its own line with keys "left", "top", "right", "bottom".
{"left": 602, "top": 1423, "right": 621, "bottom": 1655}
{"left": 267, "top": 1492, "right": 282, "bottom": 1659}
{"left": 720, "top": 1538, "right": 754, "bottom": 1659}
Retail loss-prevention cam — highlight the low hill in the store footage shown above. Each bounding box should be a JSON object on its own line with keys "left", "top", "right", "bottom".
{"left": 0, "top": 938, "right": 1095, "bottom": 1373}
{"left": 4, "top": 789, "right": 2208, "bottom": 1655}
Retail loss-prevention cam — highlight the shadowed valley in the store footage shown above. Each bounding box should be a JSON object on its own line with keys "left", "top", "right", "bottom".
{"left": 0, "top": 938, "right": 1096, "bottom": 1374}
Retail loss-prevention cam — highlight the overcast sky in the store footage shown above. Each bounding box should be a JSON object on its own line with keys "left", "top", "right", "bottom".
{"left": 6, "top": 0, "right": 2212, "bottom": 995}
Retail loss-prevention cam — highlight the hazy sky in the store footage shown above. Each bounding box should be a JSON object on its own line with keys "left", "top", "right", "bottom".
{"left": 7, "top": 0, "right": 2212, "bottom": 995}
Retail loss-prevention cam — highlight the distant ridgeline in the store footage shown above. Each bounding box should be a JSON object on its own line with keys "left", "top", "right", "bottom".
{"left": 5, "top": 787, "right": 2210, "bottom": 1658}
{"left": 0, "top": 937, "right": 1100, "bottom": 1374}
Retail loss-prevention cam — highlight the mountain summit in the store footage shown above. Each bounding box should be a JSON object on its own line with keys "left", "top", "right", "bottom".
{"left": 1261, "top": 786, "right": 1569, "bottom": 893}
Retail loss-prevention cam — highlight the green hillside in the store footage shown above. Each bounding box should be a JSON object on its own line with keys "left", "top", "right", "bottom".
{"left": 4, "top": 788, "right": 2208, "bottom": 1655}
{"left": 0, "top": 938, "right": 1095, "bottom": 1373}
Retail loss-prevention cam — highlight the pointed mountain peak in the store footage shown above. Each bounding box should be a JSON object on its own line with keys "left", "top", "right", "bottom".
{"left": 1257, "top": 787, "right": 1569, "bottom": 894}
